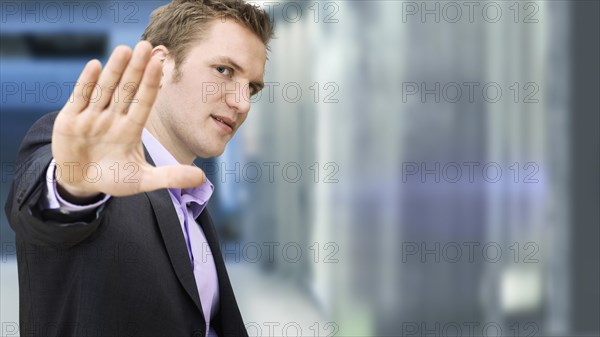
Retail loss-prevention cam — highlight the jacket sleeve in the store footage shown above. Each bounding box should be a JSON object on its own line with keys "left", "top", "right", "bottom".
{"left": 4, "top": 112, "right": 108, "bottom": 248}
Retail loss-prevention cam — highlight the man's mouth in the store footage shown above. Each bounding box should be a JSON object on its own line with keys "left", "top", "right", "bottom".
{"left": 210, "top": 114, "right": 236, "bottom": 132}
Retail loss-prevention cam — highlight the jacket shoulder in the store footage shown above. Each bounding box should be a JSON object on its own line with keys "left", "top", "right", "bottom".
{"left": 16, "top": 111, "right": 59, "bottom": 160}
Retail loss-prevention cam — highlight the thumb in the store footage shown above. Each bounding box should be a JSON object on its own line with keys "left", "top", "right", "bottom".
{"left": 140, "top": 165, "right": 206, "bottom": 192}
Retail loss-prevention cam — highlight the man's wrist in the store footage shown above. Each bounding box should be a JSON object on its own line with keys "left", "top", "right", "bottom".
{"left": 56, "top": 181, "right": 104, "bottom": 205}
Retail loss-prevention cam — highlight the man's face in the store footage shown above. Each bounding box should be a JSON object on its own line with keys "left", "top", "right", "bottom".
{"left": 149, "top": 19, "right": 267, "bottom": 162}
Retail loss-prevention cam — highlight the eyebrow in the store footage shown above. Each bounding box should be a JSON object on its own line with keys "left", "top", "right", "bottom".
{"left": 210, "top": 56, "right": 264, "bottom": 91}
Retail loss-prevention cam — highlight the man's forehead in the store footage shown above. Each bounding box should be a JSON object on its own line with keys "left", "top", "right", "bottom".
{"left": 188, "top": 21, "right": 266, "bottom": 78}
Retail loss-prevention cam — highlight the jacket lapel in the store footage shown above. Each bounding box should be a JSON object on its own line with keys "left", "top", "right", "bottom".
{"left": 142, "top": 146, "right": 206, "bottom": 322}
{"left": 197, "top": 211, "right": 248, "bottom": 337}
{"left": 142, "top": 144, "right": 246, "bottom": 336}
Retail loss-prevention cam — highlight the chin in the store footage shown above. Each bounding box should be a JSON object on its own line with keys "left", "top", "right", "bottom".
{"left": 196, "top": 146, "right": 226, "bottom": 159}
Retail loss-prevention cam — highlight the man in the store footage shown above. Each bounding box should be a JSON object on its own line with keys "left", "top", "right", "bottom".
{"left": 4, "top": 0, "right": 274, "bottom": 336}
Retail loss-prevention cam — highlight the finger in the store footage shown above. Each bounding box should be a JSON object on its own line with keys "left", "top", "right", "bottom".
{"left": 88, "top": 45, "right": 132, "bottom": 112}
{"left": 126, "top": 56, "right": 162, "bottom": 126}
{"left": 111, "top": 41, "right": 153, "bottom": 114}
{"left": 63, "top": 59, "right": 101, "bottom": 115}
{"left": 140, "top": 166, "right": 206, "bottom": 192}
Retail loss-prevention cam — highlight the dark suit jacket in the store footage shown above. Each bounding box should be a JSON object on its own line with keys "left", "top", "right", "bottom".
{"left": 4, "top": 112, "right": 249, "bottom": 337}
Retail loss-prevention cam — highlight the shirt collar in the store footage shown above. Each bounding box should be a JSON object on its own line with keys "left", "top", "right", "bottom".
{"left": 142, "top": 129, "right": 214, "bottom": 218}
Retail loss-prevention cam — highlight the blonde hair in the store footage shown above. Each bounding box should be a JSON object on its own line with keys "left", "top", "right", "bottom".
{"left": 141, "top": 0, "right": 274, "bottom": 80}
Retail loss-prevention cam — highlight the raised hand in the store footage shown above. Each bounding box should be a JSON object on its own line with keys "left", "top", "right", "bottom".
{"left": 52, "top": 41, "right": 205, "bottom": 201}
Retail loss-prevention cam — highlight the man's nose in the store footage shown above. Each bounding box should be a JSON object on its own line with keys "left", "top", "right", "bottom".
{"left": 223, "top": 82, "right": 251, "bottom": 114}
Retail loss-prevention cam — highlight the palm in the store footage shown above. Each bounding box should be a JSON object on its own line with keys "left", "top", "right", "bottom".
{"left": 52, "top": 42, "right": 204, "bottom": 199}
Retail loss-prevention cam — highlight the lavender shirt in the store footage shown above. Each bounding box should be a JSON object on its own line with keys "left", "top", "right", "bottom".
{"left": 45, "top": 129, "right": 220, "bottom": 337}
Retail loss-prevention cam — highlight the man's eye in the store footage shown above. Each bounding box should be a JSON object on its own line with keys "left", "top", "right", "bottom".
{"left": 216, "top": 66, "right": 232, "bottom": 76}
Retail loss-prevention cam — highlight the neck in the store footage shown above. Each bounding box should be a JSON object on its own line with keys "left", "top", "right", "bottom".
{"left": 145, "top": 114, "right": 195, "bottom": 165}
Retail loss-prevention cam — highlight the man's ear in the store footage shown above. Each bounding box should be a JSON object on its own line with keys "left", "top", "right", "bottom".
{"left": 151, "top": 45, "right": 170, "bottom": 87}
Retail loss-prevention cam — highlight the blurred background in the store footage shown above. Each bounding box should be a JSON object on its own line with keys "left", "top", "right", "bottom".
{"left": 1, "top": 0, "right": 598, "bottom": 336}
